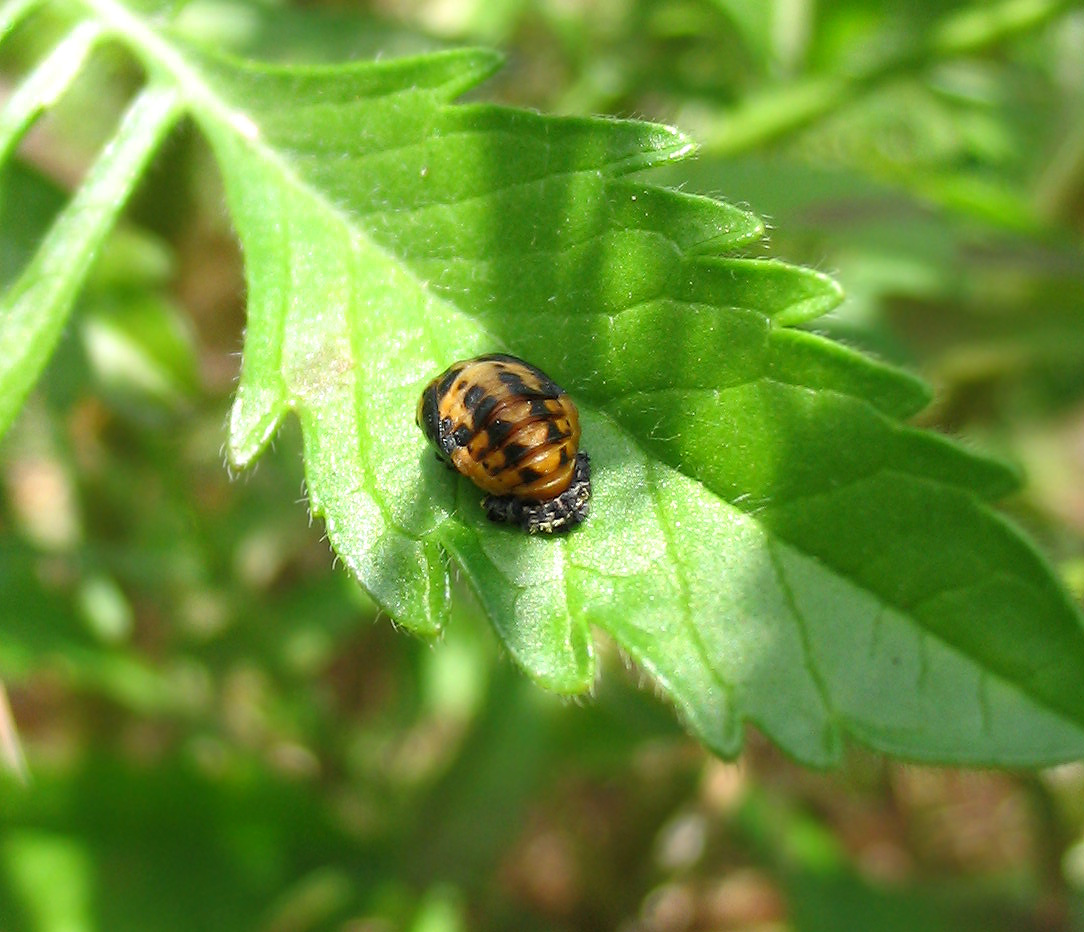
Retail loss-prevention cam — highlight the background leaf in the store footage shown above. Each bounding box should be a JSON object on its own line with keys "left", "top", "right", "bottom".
{"left": 0, "top": 74, "right": 182, "bottom": 436}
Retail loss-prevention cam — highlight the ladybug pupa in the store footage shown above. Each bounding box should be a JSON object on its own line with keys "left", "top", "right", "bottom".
{"left": 416, "top": 354, "right": 591, "bottom": 533}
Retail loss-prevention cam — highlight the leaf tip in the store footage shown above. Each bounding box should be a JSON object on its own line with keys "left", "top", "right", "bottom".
{"left": 775, "top": 266, "right": 845, "bottom": 326}
{"left": 438, "top": 47, "right": 505, "bottom": 98}
{"left": 227, "top": 386, "right": 285, "bottom": 470}
{"left": 655, "top": 124, "right": 698, "bottom": 163}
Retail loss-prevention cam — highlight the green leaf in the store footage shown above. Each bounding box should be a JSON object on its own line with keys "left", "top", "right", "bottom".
{"left": 0, "top": 0, "right": 43, "bottom": 43}
{"left": 2, "top": 832, "right": 96, "bottom": 932}
{"left": 0, "top": 60, "right": 183, "bottom": 435}
{"left": 0, "top": 19, "right": 104, "bottom": 165}
{"left": 80, "top": 289, "right": 200, "bottom": 411}
{"left": 5, "top": 0, "right": 1084, "bottom": 766}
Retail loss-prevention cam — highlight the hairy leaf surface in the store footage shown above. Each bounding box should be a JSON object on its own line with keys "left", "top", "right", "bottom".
{"left": 3, "top": 0, "right": 1083, "bottom": 764}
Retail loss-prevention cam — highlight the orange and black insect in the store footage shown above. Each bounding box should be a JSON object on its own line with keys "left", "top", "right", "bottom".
{"left": 416, "top": 354, "right": 590, "bottom": 533}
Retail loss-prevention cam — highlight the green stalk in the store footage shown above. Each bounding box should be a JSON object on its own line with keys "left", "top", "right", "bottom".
{"left": 702, "top": 0, "right": 1076, "bottom": 156}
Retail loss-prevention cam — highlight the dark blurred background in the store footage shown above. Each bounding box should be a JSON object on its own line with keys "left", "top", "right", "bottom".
{"left": 2, "top": 1, "right": 1084, "bottom": 929}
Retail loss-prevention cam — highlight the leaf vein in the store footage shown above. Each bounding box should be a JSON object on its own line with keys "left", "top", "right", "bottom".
{"left": 768, "top": 540, "right": 837, "bottom": 725}
{"left": 645, "top": 464, "right": 735, "bottom": 706}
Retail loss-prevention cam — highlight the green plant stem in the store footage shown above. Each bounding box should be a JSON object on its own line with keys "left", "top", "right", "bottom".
{"left": 0, "top": 84, "right": 182, "bottom": 437}
{"left": 0, "top": 0, "right": 43, "bottom": 43}
{"left": 702, "top": 0, "right": 1076, "bottom": 156}
{"left": 0, "top": 680, "right": 27, "bottom": 784}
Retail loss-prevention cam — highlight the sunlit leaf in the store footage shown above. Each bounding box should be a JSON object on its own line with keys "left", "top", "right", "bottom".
{"left": 2, "top": 0, "right": 1083, "bottom": 766}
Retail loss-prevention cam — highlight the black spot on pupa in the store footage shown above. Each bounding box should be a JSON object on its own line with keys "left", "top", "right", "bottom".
{"left": 546, "top": 420, "right": 567, "bottom": 444}
{"left": 419, "top": 387, "right": 441, "bottom": 442}
{"left": 518, "top": 466, "right": 543, "bottom": 484}
{"left": 497, "top": 369, "right": 529, "bottom": 395}
{"left": 502, "top": 442, "right": 529, "bottom": 466}
{"left": 452, "top": 424, "right": 472, "bottom": 447}
{"left": 437, "top": 367, "right": 463, "bottom": 397}
{"left": 530, "top": 398, "right": 552, "bottom": 417}
{"left": 463, "top": 384, "right": 485, "bottom": 409}
{"left": 471, "top": 394, "right": 498, "bottom": 428}
{"left": 486, "top": 418, "right": 514, "bottom": 446}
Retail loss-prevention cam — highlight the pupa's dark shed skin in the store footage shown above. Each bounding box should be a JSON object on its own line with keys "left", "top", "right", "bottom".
{"left": 416, "top": 354, "right": 591, "bottom": 533}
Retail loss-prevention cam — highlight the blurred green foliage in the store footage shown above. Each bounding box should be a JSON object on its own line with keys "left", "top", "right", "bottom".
{"left": 3, "top": 0, "right": 1084, "bottom": 930}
